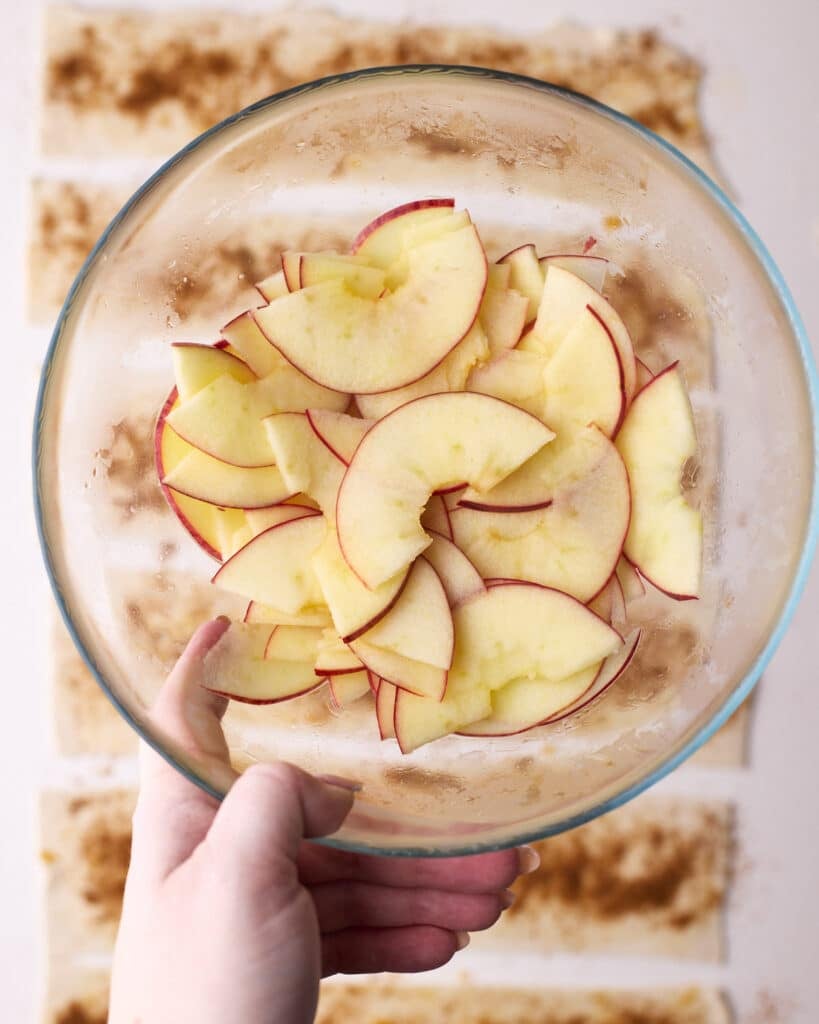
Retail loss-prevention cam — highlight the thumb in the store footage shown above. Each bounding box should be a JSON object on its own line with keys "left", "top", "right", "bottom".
{"left": 205, "top": 763, "right": 358, "bottom": 871}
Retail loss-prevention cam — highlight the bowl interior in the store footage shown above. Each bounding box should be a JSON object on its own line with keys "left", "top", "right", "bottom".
{"left": 36, "top": 68, "right": 817, "bottom": 854}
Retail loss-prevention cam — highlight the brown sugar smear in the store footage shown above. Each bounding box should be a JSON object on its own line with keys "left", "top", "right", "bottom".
{"left": 78, "top": 814, "right": 131, "bottom": 924}
{"left": 55, "top": 1004, "right": 107, "bottom": 1024}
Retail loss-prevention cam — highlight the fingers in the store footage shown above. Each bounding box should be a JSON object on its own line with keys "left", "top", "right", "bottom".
{"left": 311, "top": 880, "right": 509, "bottom": 934}
{"left": 131, "top": 617, "right": 233, "bottom": 880}
{"left": 205, "top": 763, "right": 357, "bottom": 875}
{"left": 321, "top": 925, "right": 466, "bottom": 976}
{"left": 299, "top": 844, "right": 526, "bottom": 894}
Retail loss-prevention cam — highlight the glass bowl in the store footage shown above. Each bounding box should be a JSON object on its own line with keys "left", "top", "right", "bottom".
{"left": 34, "top": 67, "right": 818, "bottom": 855}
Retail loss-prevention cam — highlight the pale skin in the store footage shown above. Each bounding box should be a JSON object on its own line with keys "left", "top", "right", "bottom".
{"left": 109, "top": 617, "right": 540, "bottom": 1024}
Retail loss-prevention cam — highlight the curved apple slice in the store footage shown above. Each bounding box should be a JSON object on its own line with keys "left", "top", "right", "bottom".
{"left": 458, "top": 663, "right": 600, "bottom": 737}
{"left": 616, "top": 556, "right": 646, "bottom": 602}
{"left": 305, "top": 410, "right": 372, "bottom": 464}
{"left": 635, "top": 357, "right": 655, "bottom": 390}
{"left": 162, "top": 449, "right": 292, "bottom": 509}
{"left": 329, "top": 671, "right": 372, "bottom": 708}
{"left": 539, "top": 254, "right": 608, "bottom": 292}
{"left": 263, "top": 412, "right": 347, "bottom": 518}
{"left": 220, "top": 503, "right": 319, "bottom": 560}
{"left": 422, "top": 532, "right": 485, "bottom": 607}
{"left": 350, "top": 641, "right": 447, "bottom": 701}
{"left": 244, "top": 600, "right": 331, "bottom": 629}
{"left": 356, "top": 558, "right": 453, "bottom": 672}
{"left": 201, "top": 623, "right": 322, "bottom": 705}
{"left": 155, "top": 388, "right": 248, "bottom": 560}
{"left": 172, "top": 342, "right": 256, "bottom": 400}
{"left": 255, "top": 270, "right": 288, "bottom": 302}
{"left": 264, "top": 625, "right": 324, "bottom": 662}
{"left": 299, "top": 253, "right": 385, "bottom": 299}
{"left": 311, "top": 528, "right": 408, "bottom": 644}
{"left": 498, "top": 244, "right": 543, "bottom": 322}
{"left": 221, "top": 311, "right": 288, "bottom": 378}
{"left": 524, "top": 264, "right": 636, "bottom": 401}
{"left": 212, "top": 514, "right": 326, "bottom": 614}
{"left": 466, "top": 349, "right": 550, "bottom": 420}
{"left": 281, "top": 251, "right": 302, "bottom": 291}
{"left": 453, "top": 428, "right": 631, "bottom": 603}
{"left": 543, "top": 628, "right": 641, "bottom": 725}
{"left": 336, "top": 392, "right": 553, "bottom": 588}
{"left": 615, "top": 363, "right": 702, "bottom": 599}
{"left": 314, "top": 633, "right": 365, "bottom": 676}
{"left": 356, "top": 322, "right": 489, "bottom": 420}
{"left": 479, "top": 284, "right": 528, "bottom": 355}
{"left": 351, "top": 198, "right": 455, "bottom": 262}
{"left": 394, "top": 685, "right": 492, "bottom": 754}
{"left": 254, "top": 225, "right": 488, "bottom": 395}
{"left": 376, "top": 681, "right": 399, "bottom": 740}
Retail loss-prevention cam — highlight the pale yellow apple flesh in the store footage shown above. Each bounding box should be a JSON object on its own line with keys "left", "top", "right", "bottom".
{"left": 162, "top": 448, "right": 292, "bottom": 509}
{"left": 351, "top": 199, "right": 455, "bottom": 266}
{"left": 498, "top": 244, "right": 543, "bottom": 322}
{"left": 350, "top": 640, "right": 447, "bottom": 700}
{"left": 479, "top": 283, "right": 528, "bottom": 355}
{"left": 244, "top": 600, "right": 331, "bottom": 629}
{"left": 329, "top": 671, "right": 372, "bottom": 708}
{"left": 172, "top": 343, "right": 256, "bottom": 400}
{"left": 221, "top": 311, "right": 289, "bottom": 377}
{"left": 421, "top": 532, "right": 485, "bottom": 607}
{"left": 539, "top": 253, "right": 608, "bottom": 292}
{"left": 306, "top": 410, "right": 372, "bottom": 464}
{"left": 376, "top": 680, "right": 399, "bottom": 739}
{"left": 255, "top": 270, "right": 288, "bottom": 302}
{"left": 264, "top": 625, "right": 324, "bottom": 662}
{"left": 314, "top": 632, "right": 365, "bottom": 676}
{"left": 298, "top": 252, "right": 386, "bottom": 298}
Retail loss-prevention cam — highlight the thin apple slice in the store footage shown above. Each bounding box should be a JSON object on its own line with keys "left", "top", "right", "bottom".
{"left": 615, "top": 363, "right": 702, "bottom": 599}
{"left": 356, "top": 558, "right": 453, "bottom": 673}
{"left": 539, "top": 254, "right": 608, "bottom": 292}
{"left": 299, "top": 252, "right": 386, "bottom": 298}
{"left": 394, "top": 685, "right": 492, "bottom": 754}
{"left": 221, "top": 311, "right": 288, "bottom": 377}
{"left": 245, "top": 504, "right": 318, "bottom": 535}
{"left": 254, "top": 225, "right": 488, "bottom": 395}
{"left": 588, "top": 575, "right": 616, "bottom": 622}
{"left": 376, "top": 681, "right": 399, "bottom": 740}
{"left": 212, "top": 515, "right": 326, "bottom": 613}
{"left": 244, "top": 600, "right": 331, "bottom": 629}
{"left": 281, "top": 251, "right": 302, "bottom": 292}
{"left": 201, "top": 623, "right": 321, "bottom": 704}
{"left": 172, "top": 343, "right": 256, "bottom": 400}
{"left": 421, "top": 494, "right": 453, "bottom": 540}
{"left": 162, "top": 449, "right": 292, "bottom": 509}
{"left": 459, "top": 663, "right": 601, "bottom": 737}
{"left": 264, "top": 625, "right": 324, "bottom": 662}
{"left": 356, "top": 322, "right": 489, "bottom": 420}
{"left": 263, "top": 412, "right": 345, "bottom": 517}
{"left": 351, "top": 198, "right": 455, "bottom": 263}
{"left": 498, "top": 244, "right": 543, "bottom": 322}
{"left": 635, "top": 357, "right": 655, "bottom": 390}
{"left": 314, "top": 632, "right": 365, "bottom": 676}
{"left": 466, "top": 349, "right": 550, "bottom": 420}
{"left": 311, "top": 528, "right": 408, "bottom": 643}
{"left": 543, "top": 629, "right": 641, "bottom": 724}
{"left": 487, "top": 263, "right": 511, "bottom": 289}
{"left": 616, "top": 556, "right": 646, "bottom": 602}
{"left": 452, "top": 429, "right": 631, "bottom": 603}
{"left": 350, "top": 641, "right": 447, "bottom": 700}
{"left": 422, "top": 532, "right": 485, "bottom": 607}
{"left": 479, "top": 284, "right": 528, "bottom": 355}
{"left": 524, "top": 265, "right": 636, "bottom": 400}
{"left": 306, "top": 410, "right": 372, "bottom": 464}
{"left": 255, "top": 270, "right": 288, "bottom": 302}
{"left": 329, "top": 671, "right": 372, "bottom": 708}
{"left": 336, "top": 392, "right": 553, "bottom": 587}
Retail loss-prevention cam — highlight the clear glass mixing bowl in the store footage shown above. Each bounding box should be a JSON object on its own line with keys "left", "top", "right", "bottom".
{"left": 34, "top": 67, "right": 818, "bottom": 854}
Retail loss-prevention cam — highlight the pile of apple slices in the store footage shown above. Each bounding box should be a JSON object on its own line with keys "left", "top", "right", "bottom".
{"left": 155, "top": 198, "right": 703, "bottom": 754}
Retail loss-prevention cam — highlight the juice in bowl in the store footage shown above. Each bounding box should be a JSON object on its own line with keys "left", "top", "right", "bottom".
{"left": 34, "top": 67, "right": 819, "bottom": 855}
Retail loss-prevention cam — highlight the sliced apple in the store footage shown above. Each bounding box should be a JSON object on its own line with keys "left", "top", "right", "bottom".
{"left": 356, "top": 322, "right": 489, "bottom": 420}
{"left": 616, "top": 556, "right": 646, "bottom": 602}
{"left": 212, "top": 514, "right": 326, "bottom": 613}
{"left": 263, "top": 412, "right": 345, "bottom": 517}
{"left": 452, "top": 429, "right": 631, "bottom": 603}
{"left": 615, "top": 363, "right": 702, "bottom": 599}
{"left": 172, "top": 343, "right": 256, "bottom": 400}
{"left": 311, "top": 528, "right": 408, "bottom": 643}
{"left": 336, "top": 392, "right": 553, "bottom": 587}
{"left": 349, "top": 641, "right": 447, "bottom": 701}
{"left": 314, "top": 632, "right": 365, "bottom": 676}
{"left": 539, "top": 254, "right": 608, "bottom": 292}
{"left": 329, "top": 671, "right": 372, "bottom": 708}
{"left": 466, "top": 349, "right": 550, "bottom": 420}
{"left": 255, "top": 270, "right": 288, "bottom": 302}
{"left": 162, "top": 449, "right": 292, "bottom": 509}
{"left": 306, "top": 409, "right": 372, "bottom": 464}
{"left": 421, "top": 494, "right": 453, "bottom": 540}
{"left": 422, "top": 532, "right": 485, "bottom": 607}
{"left": 543, "top": 629, "right": 641, "bottom": 725}
{"left": 201, "top": 623, "right": 321, "bottom": 704}
{"left": 393, "top": 684, "right": 492, "bottom": 754}
{"left": 635, "top": 357, "right": 655, "bottom": 390}
{"left": 479, "top": 284, "right": 528, "bottom": 356}
{"left": 351, "top": 198, "right": 455, "bottom": 263}
{"left": 458, "top": 663, "right": 601, "bottom": 737}
{"left": 254, "top": 225, "right": 488, "bottom": 395}
{"left": 244, "top": 600, "right": 331, "bottom": 629}
{"left": 356, "top": 558, "right": 453, "bottom": 673}
{"left": 498, "top": 244, "right": 543, "bottom": 322}
{"left": 376, "top": 681, "right": 399, "bottom": 740}
{"left": 221, "top": 311, "right": 288, "bottom": 378}
{"left": 281, "top": 251, "right": 302, "bottom": 292}
{"left": 299, "top": 252, "right": 386, "bottom": 298}
{"left": 264, "top": 625, "right": 324, "bottom": 662}
{"left": 524, "top": 265, "right": 636, "bottom": 401}
{"left": 245, "top": 504, "right": 318, "bottom": 534}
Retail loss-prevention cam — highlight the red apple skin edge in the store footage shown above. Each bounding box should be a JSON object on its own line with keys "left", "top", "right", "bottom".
{"left": 171, "top": 340, "right": 258, "bottom": 378}
{"left": 476, "top": 579, "right": 624, "bottom": 643}
{"left": 211, "top": 513, "right": 322, "bottom": 587}
{"left": 204, "top": 679, "right": 326, "bottom": 706}
{"left": 496, "top": 242, "right": 537, "bottom": 264}
{"left": 586, "top": 303, "right": 627, "bottom": 437}
{"left": 314, "top": 664, "right": 366, "bottom": 678}
{"left": 304, "top": 409, "right": 355, "bottom": 466}
{"left": 635, "top": 356, "right": 655, "bottom": 380}
{"left": 154, "top": 387, "right": 222, "bottom": 561}
{"left": 349, "top": 197, "right": 456, "bottom": 253}
{"left": 543, "top": 629, "right": 642, "bottom": 725}
{"left": 457, "top": 496, "right": 554, "bottom": 514}
{"left": 341, "top": 569, "right": 411, "bottom": 645}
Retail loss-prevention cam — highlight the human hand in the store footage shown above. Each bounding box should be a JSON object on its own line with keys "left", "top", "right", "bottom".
{"left": 109, "top": 618, "right": 538, "bottom": 1024}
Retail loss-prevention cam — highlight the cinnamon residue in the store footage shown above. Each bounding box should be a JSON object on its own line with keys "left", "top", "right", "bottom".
{"left": 97, "top": 415, "right": 166, "bottom": 520}
{"left": 79, "top": 818, "right": 131, "bottom": 923}
{"left": 56, "top": 1004, "right": 107, "bottom": 1024}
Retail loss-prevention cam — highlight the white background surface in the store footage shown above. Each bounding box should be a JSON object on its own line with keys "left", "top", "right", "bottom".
{"left": 1, "top": 1, "right": 818, "bottom": 1020}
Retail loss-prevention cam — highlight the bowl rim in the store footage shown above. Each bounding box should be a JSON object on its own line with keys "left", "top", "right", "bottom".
{"left": 33, "top": 64, "right": 819, "bottom": 856}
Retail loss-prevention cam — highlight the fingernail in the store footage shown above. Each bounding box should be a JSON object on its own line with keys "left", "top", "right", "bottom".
{"left": 500, "top": 888, "right": 516, "bottom": 909}
{"left": 216, "top": 615, "right": 232, "bottom": 627}
{"left": 318, "top": 774, "right": 363, "bottom": 792}
{"left": 517, "top": 845, "right": 540, "bottom": 875}
{"left": 454, "top": 930, "right": 471, "bottom": 950}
